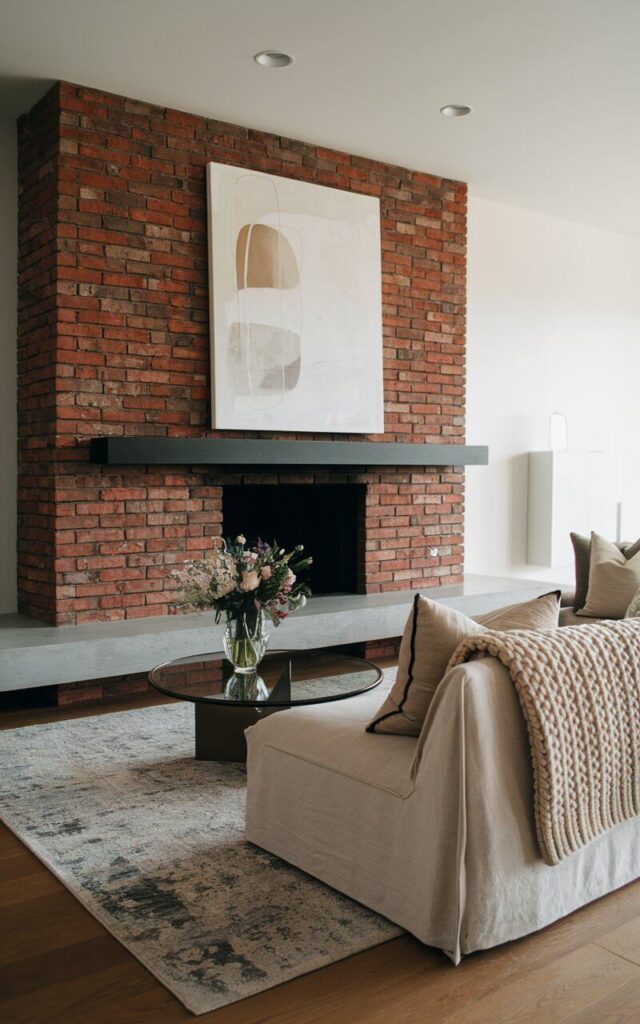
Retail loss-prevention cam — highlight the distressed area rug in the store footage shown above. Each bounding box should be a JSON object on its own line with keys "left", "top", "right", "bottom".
{"left": 0, "top": 703, "right": 401, "bottom": 1014}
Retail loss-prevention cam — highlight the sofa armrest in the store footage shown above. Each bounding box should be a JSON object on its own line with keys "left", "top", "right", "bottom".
{"left": 410, "top": 658, "right": 539, "bottom": 952}
{"left": 561, "top": 589, "right": 576, "bottom": 608}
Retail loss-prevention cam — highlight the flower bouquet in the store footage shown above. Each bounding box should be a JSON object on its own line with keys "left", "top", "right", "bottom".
{"left": 173, "top": 536, "right": 312, "bottom": 675}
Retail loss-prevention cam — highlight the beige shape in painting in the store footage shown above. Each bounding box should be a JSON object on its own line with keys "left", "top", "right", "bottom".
{"left": 235, "top": 224, "right": 300, "bottom": 290}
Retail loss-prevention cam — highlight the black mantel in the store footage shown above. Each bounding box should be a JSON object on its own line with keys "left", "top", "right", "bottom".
{"left": 89, "top": 437, "right": 489, "bottom": 467}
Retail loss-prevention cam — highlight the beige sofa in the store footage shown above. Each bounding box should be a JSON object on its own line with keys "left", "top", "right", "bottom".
{"left": 245, "top": 660, "right": 640, "bottom": 962}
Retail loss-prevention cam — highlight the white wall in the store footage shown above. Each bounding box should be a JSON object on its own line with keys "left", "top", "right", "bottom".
{"left": 466, "top": 196, "right": 640, "bottom": 583}
{"left": 0, "top": 118, "right": 17, "bottom": 613}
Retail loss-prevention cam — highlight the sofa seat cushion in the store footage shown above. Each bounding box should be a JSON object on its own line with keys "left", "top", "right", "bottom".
{"left": 559, "top": 607, "right": 603, "bottom": 626}
{"left": 246, "top": 674, "right": 416, "bottom": 798}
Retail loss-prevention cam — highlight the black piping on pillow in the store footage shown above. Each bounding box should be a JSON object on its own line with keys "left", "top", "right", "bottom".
{"left": 366, "top": 593, "right": 419, "bottom": 734}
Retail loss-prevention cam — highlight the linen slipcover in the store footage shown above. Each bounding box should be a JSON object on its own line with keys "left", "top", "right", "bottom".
{"left": 245, "top": 662, "right": 640, "bottom": 961}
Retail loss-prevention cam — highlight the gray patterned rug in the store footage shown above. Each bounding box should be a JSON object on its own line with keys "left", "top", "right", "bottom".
{"left": 0, "top": 703, "right": 401, "bottom": 1014}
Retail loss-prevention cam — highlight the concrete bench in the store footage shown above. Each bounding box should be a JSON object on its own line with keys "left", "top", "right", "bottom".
{"left": 0, "top": 575, "right": 561, "bottom": 692}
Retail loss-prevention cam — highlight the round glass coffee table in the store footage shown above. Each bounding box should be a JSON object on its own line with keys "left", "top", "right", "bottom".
{"left": 149, "top": 649, "right": 383, "bottom": 762}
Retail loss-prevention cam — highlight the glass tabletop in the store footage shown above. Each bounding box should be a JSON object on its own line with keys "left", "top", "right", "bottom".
{"left": 149, "top": 649, "right": 383, "bottom": 707}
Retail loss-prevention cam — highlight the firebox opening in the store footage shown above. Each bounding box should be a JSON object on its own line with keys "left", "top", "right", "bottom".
{"left": 222, "top": 484, "right": 364, "bottom": 596}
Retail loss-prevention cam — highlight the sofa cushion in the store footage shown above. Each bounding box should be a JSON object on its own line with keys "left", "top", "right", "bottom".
{"left": 559, "top": 607, "right": 603, "bottom": 627}
{"left": 247, "top": 674, "right": 416, "bottom": 797}
{"left": 579, "top": 532, "right": 640, "bottom": 619}
{"left": 366, "top": 591, "right": 561, "bottom": 736}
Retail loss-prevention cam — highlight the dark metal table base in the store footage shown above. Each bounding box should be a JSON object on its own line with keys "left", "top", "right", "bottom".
{"left": 194, "top": 702, "right": 281, "bottom": 762}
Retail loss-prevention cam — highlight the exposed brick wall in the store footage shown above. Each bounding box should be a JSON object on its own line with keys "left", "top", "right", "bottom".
{"left": 17, "top": 81, "right": 467, "bottom": 625}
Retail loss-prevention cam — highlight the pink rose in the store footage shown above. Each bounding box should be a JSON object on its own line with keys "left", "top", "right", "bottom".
{"left": 260, "top": 565, "right": 272, "bottom": 579}
{"left": 240, "top": 570, "right": 259, "bottom": 592}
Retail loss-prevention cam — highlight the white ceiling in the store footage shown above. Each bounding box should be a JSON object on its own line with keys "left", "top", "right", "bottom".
{"left": 1, "top": 0, "right": 639, "bottom": 237}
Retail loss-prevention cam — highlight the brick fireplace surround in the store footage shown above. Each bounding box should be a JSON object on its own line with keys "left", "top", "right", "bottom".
{"left": 18, "top": 82, "right": 467, "bottom": 645}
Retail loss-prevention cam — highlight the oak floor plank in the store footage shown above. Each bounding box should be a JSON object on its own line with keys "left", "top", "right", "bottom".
{"left": 0, "top": 891, "right": 104, "bottom": 965}
{"left": 559, "top": 974, "right": 640, "bottom": 1024}
{"left": 439, "top": 944, "right": 640, "bottom": 1024}
{"left": 0, "top": 862, "right": 60, "bottom": 907}
{"left": 594, "top": 915, "right": 640, "bottom": 966}
{"left": 0, "top": 873, "right": 60, "bottom": 910}
{"left": 1, "top": 960, "right": 165, "bottom": 1024}
{"left": 502, "top": 882, "right": 640, "bottom": 966}
{"left": 0, "top": 827, "right": 32, "bottom": 861}
{"left": 0, "top": 936, "right": 131, "bottom": 1002}
{"left": 0, "top": 852, "right": 44, "bottom": 882}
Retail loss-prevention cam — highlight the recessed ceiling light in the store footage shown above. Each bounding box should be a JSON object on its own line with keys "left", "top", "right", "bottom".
{"left": 440, "top": 104, "right": 473, "bottom": 117}
{"left": 254, "top": 50, "right": 294, "bottom": 68}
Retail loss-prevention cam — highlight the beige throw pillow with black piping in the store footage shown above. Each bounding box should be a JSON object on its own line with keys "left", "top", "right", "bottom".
{"left": 366, "top": 590, "right": 561, "bottom": 736}
{"left": 579, "top": 533, "right": 640, "bottom": 619}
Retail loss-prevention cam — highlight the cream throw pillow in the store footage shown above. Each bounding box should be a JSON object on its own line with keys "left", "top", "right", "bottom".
{"left": 474, "top": 592, "right": 562, "bottom": 630}
{"left": 366, "top": 590, "right": 561, "bottom": 736}
{"left": 578, "top": 532, "right": 640, "bottom": 619}
{"left": 625, "top": 586, "right": 640, "bottom": 619}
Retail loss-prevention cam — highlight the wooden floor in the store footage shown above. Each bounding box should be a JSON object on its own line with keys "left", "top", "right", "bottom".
{"left": 2, "top": 687, "right": 640, "bottom": 1024}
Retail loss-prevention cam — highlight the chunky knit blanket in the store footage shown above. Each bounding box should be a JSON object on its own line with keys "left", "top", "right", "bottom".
{"left": 449, "top": 619, "right": 640, "bottom": 865}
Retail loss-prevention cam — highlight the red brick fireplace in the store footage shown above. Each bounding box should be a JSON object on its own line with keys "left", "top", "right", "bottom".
{"left": 17, "top": 82, "right": 467, "bottom": 627}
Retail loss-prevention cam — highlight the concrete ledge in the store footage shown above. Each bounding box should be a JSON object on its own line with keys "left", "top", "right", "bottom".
{"left": 0, "top": 575, "right": 561, "bottom": 692}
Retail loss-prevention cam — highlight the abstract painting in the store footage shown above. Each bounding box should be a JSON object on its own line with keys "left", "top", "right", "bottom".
{"left": 207, "top": 163, "right": 383, "bottom": 432}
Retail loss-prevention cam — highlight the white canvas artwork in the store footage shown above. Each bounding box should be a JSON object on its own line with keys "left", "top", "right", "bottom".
{"left": 207, "top": 162, "right": 384, "bottom": 432}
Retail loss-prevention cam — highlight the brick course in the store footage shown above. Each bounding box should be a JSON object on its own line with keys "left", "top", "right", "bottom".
{"left": 18, "top": 81, "right": 467, "bottom": 626}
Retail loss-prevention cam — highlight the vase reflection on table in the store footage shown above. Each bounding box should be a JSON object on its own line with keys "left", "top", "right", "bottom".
{"left": 223, "top": 670, "right": 270, "bottom": 702}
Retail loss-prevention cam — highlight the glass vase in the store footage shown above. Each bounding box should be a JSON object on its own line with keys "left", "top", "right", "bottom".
{"left": 223, "top": 610, "right": 269, "bottom": 674}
